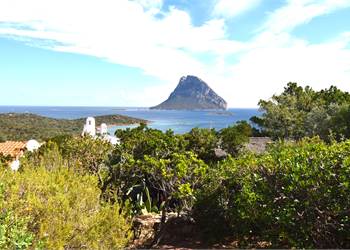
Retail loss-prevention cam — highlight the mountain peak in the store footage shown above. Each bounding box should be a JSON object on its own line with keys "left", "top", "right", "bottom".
{"left": 151, "top": 76, "right": 227, "bottom": 110}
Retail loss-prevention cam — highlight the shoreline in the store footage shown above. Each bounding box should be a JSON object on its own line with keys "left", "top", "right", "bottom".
{"left": 0, "top": 113, "right": 149, "bottom": 141}
{"left": 105, "top": 121, "right": 152, "bottom": 128}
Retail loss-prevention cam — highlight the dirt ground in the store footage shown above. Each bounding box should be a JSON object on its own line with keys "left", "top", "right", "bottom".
{"left": 131, "top": 213, "right": 271, "bottom": 249}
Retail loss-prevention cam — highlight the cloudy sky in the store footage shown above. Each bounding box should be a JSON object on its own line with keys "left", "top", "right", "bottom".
{"left": 1, "top": 0, "right": 350, "bottom": 107}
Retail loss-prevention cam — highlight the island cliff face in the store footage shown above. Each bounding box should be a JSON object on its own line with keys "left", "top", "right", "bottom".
{"left": 151, "top": 75, "right": 227, "bottom": 110}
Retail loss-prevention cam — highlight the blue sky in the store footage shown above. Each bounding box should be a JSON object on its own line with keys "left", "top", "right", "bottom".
{"left": 0, "top": 0, "right": 350, "bottom": 107}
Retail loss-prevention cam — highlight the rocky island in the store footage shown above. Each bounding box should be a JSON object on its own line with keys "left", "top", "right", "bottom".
{"left": 151, "top": 75, "right": 227, "bottom": 110}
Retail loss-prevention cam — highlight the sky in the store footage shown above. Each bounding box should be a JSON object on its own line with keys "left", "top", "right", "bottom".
{"left": 0, "top": 0, "right": 350, "bottom": 108}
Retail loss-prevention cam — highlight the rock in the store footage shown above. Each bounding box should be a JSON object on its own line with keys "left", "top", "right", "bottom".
{"left": 245, "top": 137, "right": 272, "bottom": 154}
{"left": 132, "top": 214, "right": 161, "bottom": 247}
{"left": 151, "top": 75, "right": 227, "bottom": 110}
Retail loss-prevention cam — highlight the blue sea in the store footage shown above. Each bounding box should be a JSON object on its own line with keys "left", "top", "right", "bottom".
{"left": 0, "top": 106, "right": 260, "bottom": 134}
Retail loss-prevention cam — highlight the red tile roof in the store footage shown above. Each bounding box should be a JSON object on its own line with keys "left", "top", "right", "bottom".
{"left": 0, "top": 141, "right": 26, "bottom": 158}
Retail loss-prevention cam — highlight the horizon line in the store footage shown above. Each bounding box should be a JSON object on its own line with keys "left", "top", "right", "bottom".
{"left": 0, "top": 104, "right": 259, "bottom": 109}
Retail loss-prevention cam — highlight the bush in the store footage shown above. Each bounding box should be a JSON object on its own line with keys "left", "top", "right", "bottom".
{"left": 0, "top": 153, "right": 12, "bottom": 168}
{"left": 0, "top": 183, "right": 34, "bottom": 249}
{"left": 194, "top": 138, "right": 350, "bottom": 248}
{"left": 0, "top": 166, "right": 132, "bottom": 249}
{"left": 219, "top": 120, "right": 252, "bottom": 156}
{"left": 252, "top": 83, "right": 350, "bottom": 141}
{"left": 184, "top": 128, "right": 219, "bottom": 163}
{"left": 23, "top": 136, "right": 114, "bottom": 190}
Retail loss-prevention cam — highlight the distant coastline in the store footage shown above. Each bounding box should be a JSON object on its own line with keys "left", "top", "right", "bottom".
{"left": 0, "top": 112, "right": 147, "bottom": 141}
{"left": 0, "top": 106, "right": 260, "bottom": 135}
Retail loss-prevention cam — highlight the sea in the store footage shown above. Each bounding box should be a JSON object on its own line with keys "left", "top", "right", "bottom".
{"left": 0, "top": 106, "right": 260, "bottom": 134}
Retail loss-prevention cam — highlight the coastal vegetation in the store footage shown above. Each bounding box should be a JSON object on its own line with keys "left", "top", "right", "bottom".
{"left": 251, "top": 82, "right": 350, "bottom": 141}
{"left": 0, "top": 83, "right": 350, "bottom": 248}
{"left": 194, "top": 138, "right": 350, "bottom": 248}
{"left": 0, "top": 166, "right": 131, "bottom": 249}
{"left": 0, "top": 113, "right": 146, "bottom": 141}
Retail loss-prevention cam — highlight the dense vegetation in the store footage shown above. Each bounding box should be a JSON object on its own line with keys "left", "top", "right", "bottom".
{"left": 0, "top": 83, "right": 350, "bottom": 248}
{"left": 0, "top": 153, "right": 12, "bottom": 167}
{"left": 0, "top": 113, "right": 146, "bottom": 141}
{"left": 0, "top": 122, "right": 254, "bottom": 248}
{"left": 251, "top": 83, "right": 350, "bottom": 141}
{"left": 0, "top": 167, "right": 131, "bottom": 249}
{"left": 194, "top": 138, "right": 350, "bottom": 248}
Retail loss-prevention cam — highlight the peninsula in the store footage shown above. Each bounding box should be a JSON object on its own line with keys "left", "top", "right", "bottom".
{"left": 0, "top": 113, "right": 147, "bottom": 141}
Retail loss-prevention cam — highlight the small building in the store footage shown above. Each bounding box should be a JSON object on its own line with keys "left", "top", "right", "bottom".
{"left": 100, "top": 123, "right": 108, "bottom": 135}
{"left": 0, "top": 140, "right": 41, "bottom": 171}
{"left": 82, "top": 117, "right": 96, "bottom": 137}
{"left": 82, "top": 117, "right": 120, "bottom": 145}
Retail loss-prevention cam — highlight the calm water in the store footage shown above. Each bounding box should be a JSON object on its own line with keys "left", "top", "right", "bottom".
{"left": 0, "top": 106, "right": 260, "bottom": 134}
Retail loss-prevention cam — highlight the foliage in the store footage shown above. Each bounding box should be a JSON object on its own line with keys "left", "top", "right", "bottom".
{"left": 24, "top": 136, "right": 114, "bottom": 189}
{"left": 219, "top": 120, "right": 252, "bottom": 155}
{"left": 3, "top": 113, "right": 350, "bottom": 248}
{"left": 0, "top": 166, "right": 132, "bottom": 249}
{"left": 0, "top": 153, "right": 13, "bottom": 168}
{"left": 194, "top": 137, "right": 350, "bottom": 248}
{"left": 329, "top": 104, "right": 350, "bottom": 140}
{"left": 0, "top": 135, "right": 5, "bottom": 143}
{"left": 252, "top": 82, "right": 350, "bottom": 141}
{"left": 184, "top": 128, "right": 219, "bottom": 163}
{"left": 108, "top": 125, "right": 207, "bottom": 215}
{"left": 0, "top": 113, "right": 146, "bottom": 141}
{"left": 3, "top": 83, "right": 350, "bottom": 248}
{"left": 115, "top": 123, "right": 187, "bottom": 160}
{"left": 56, "top": 136, "right": 113, "bottom": 180}
{"left": 22, "top": 124, "right": 250, "bottom": 218}
{"left": 0, "top": 183, "right": 35, "bottom": 249}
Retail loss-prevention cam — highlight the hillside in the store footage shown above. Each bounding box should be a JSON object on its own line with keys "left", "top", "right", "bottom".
{"left": 151, "top": 75, "right": 227, "bottom": 110}
{"left": 0, "top": 113, "right": 147, "bottom": 141}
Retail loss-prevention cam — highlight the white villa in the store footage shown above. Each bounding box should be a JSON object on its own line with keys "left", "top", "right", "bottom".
{"left": 82, "top": 117, "right": 120, "bottom": 145}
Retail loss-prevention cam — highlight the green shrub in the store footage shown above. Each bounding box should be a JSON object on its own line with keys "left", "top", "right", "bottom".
{"left": 194, "top": 138, "right": 350, "bottom": 248}
{"left": 252, "top": 83, "right": 350, "bottom": 141}
{"left": 0, "top": 166, "right": 132, "bottom": 249}
{"left": 23, "top": 136, "right": 113, "bottom": 191}
{"left": 0, "top": 154, "right": 13, "bottom": 168}
{"left": 219, "top": 120, "right": 252, "bottom": 156}
{"left": 184, "top": 128, "right": 219, "bottom": 163}
{"left": 0, "top": 183, "right": 35, "bottom": 249}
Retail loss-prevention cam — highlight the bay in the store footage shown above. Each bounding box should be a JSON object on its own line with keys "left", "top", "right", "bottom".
{"left": 0, "top": 106, "right": 260, "bottom": 134}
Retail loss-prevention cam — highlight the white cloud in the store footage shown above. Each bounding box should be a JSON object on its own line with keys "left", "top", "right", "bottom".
{"left": 0, "top": 0, "right": 219, "bottom": 81}
{"left": 0, "top": 0, "right": 350, "bottom": 107}
{"left": 133, "top": 0, "right": 163, "bottom": 9}
{"left": 216, "top": 35, "right": 350, "bottom": 108}
{"left": 261, "top": 0, "right": 350, "bottom": 34}
{"left": 213, "top": 0, "right": 261, "bottom": 18}
{"left": 209, "top": 0, "right": 350, "bottom": 107}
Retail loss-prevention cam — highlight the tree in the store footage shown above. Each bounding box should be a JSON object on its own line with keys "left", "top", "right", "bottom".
{"left": 252, "top": 83, "right": 350, "bottom": 141}
{"left": 329, "top": 104, "right": 350, "bottom": 140}
{"left": 254, "top": 83, "right": 316, "bottom": 140}
{"left": 108, "top": 125, "right": 208, "bottom": 246}
{"left": 184, "top": 128, "right": 219, "bottom": 162}
{"left": 194, "top": 138, "right": 350, "bottom": 248}
{"left": 219, "top": 121, "right": 252, "bottom": 156}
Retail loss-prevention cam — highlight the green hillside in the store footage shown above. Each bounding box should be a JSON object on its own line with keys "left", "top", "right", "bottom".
{"left": 0, "top": 113, "right": 147, "bottom": 141}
